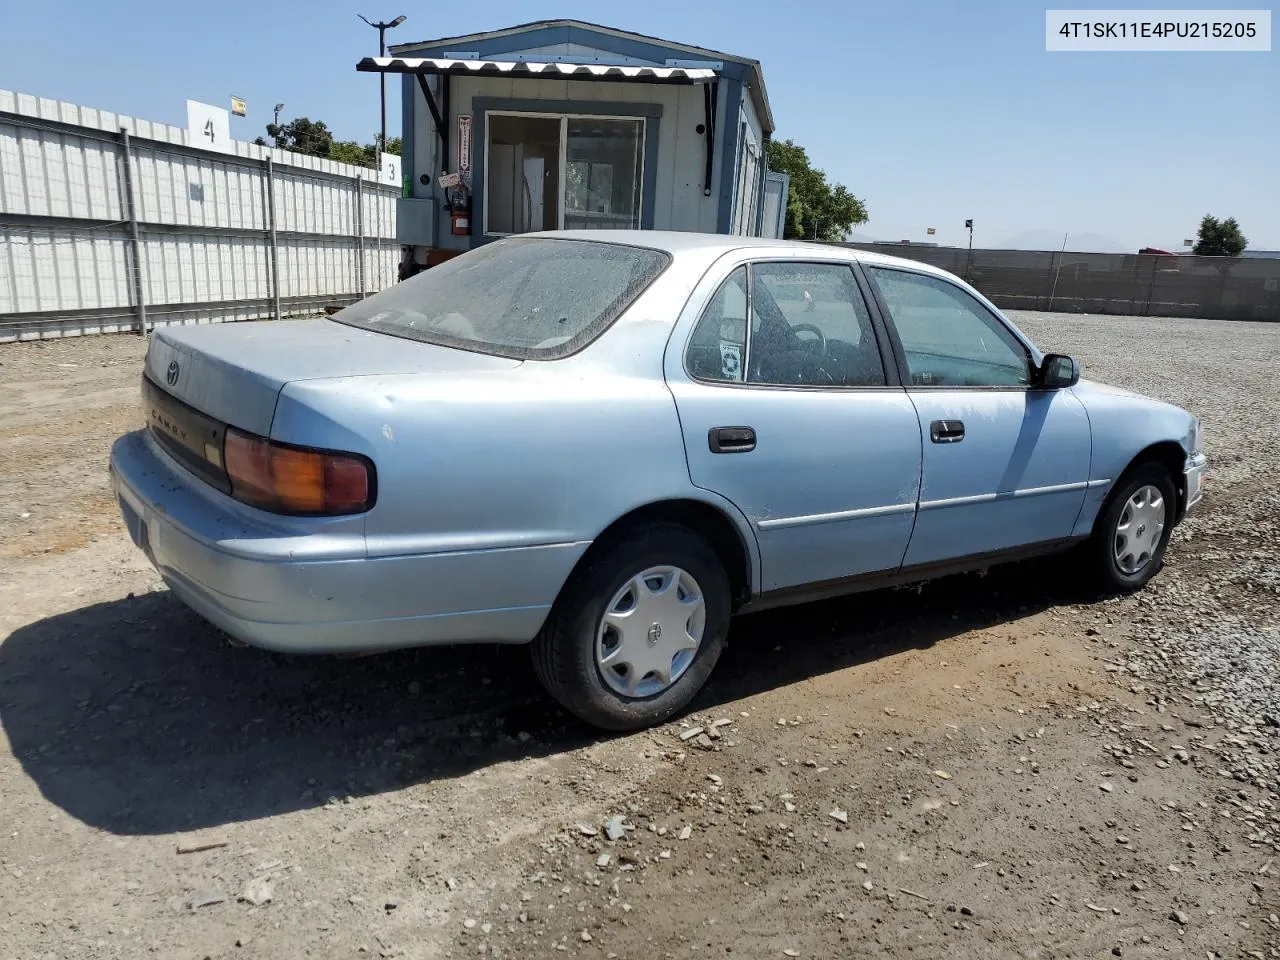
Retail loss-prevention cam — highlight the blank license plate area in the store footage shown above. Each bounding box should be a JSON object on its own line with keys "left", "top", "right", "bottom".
{"left": 118, "top": 495, "right": 148, "bottom": 553}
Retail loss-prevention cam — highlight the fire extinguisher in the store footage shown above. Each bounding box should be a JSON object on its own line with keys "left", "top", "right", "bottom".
{"left": 449, "top": 188, "right": 471, "bottom": 236}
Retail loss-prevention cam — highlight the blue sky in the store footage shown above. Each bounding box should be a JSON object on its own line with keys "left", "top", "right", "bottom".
{"left": 4, "top": 0, "right": 1276, "bottom": 251}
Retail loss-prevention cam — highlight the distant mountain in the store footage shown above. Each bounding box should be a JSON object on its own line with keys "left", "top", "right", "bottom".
{"left": 995, "top": 230, "right": 1130, "bottom": 254}
{"left": 845, "top": 231, "right": 881, "bottom": 243}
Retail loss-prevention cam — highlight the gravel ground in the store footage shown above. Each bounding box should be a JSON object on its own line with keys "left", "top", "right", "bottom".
{"left": 0, "top": 313, "right": 1278, "bottom": 960}
{"left": 1011, "top": 310, "right": 1280, "bottom": 839}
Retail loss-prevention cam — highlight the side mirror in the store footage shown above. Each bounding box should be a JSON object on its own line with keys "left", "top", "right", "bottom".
{"left": 1038, "top": 353, "right": 1080, "bottom": 389}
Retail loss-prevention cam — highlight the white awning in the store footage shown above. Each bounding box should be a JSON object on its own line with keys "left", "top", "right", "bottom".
{"left": 356, "top": 57, "right": 717, "bottom": 83}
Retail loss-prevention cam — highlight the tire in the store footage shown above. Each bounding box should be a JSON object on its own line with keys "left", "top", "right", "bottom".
{"left": 1083, "top": 461, "right": 1178, "bottom": 594}
{"left": 532, "top": 522, "right": 731, "bottom": 731}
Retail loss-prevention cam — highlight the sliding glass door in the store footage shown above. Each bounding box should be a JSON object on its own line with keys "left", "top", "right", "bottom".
{"left": 485, "top": 113, "right": 644, "bottom": 236}
{"left": 486, "top": 115, "right": 561, "bottom": 235}
{"left": 564, "top": 118, "right": 642, "bottom": 230}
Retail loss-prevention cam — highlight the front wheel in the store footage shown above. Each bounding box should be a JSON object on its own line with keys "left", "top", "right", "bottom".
{"left": 1084, "top": 462, "right": 1177, "bottom": 593}
{"left": 531, "top": 523, "right": 731, "bottom": 731}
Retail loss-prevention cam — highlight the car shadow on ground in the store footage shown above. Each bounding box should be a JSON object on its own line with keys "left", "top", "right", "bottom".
{"left": 0, "top": 559, "right": 1093, "bottom": 836}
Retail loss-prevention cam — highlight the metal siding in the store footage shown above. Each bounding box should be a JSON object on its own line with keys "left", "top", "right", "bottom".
{"left": 0, "top": 228, "right": 133, "bottom": 312}
{"left": 0, "top": 89, "right": 400, "bottom": 341}
{"left": 760, "top": 171, "right": 788, "bottom": 239}
{"left": 411, "top": 74, "right": 440, "bottom": 195}
{"left": 707, "top": 79, "right": 736, "bottom": 234}
{"left": 0, "top": 120, "right": 124, "bottom": 221}
{"left": 737, "top": 87, "right": 764, "bottom": 237}
{"left": 662, "top": 85, "right": 713, "bottom": 232}
{"left": 400, "top": 73, "right": 416, "bottom": 196}
{"left": 739, "top": 94, "right": 762, "bottom": 143}
{"left": 479, "top": 41, "right": 661, "bottom": 64}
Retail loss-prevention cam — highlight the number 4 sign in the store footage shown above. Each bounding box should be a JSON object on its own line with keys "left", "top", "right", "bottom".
{"left": 186, "top": 100, "right": 231, "bottom": 154}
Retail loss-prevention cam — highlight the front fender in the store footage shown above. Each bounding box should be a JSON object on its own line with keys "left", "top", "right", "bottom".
{"left": 1070, "top": 379, "right": 1198, "bottom": 536}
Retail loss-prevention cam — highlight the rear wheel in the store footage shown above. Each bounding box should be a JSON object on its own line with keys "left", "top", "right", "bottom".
{"left": 532, "top": 522, "right": 731, "bottom": 731}
{"left": 1084, "top": 462, "right": 1177, "bottom": 593}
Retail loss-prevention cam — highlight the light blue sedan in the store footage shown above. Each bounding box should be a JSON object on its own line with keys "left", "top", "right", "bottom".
{"left": 109, "top": 231, "right": 1206, "bottom": 730}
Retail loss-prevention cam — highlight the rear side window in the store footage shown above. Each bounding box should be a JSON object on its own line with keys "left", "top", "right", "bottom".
{"left": 686, "top": 266, "right": 748, "bottom": 382}
{"left": 685, "top": 261, "right": 887, "bottom": 388}
{"left": 333, "top": 237, "right": 670, "bottom": 359}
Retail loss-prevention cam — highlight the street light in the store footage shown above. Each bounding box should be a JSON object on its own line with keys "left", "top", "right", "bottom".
{"left": 359, "top": 13, "right": 406, "bottom": 153}
{"left": 964, "top": 218, "right": 974, "bottom": 282}
{"left": 272, "top": 103, "right": 286, "bottom": 145}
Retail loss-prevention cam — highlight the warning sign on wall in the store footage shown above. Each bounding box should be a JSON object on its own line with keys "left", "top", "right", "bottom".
{"left": 458, "top": 115, "right": 472, "bottom": 172}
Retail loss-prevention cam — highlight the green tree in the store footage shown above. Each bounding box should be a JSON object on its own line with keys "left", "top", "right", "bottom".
{"left": 328, "top": 140, "right": 377, "bottom": 166}
{"left": 260, "top": 117, "right": 334, "bottom": 157}
{"left": 1193, "top": 215, "right": 1247, "bottom": 257}
{"left": 765, "top": 139, "right": 868, "bottom": 241}
{"left": 254, "top": 122, "right": 401, "bottom": 168}
{"left": 328, "top": 136, "right": 401, "bottom": 166}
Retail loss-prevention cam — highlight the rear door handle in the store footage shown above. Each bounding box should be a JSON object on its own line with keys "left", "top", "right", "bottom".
{"left": 709, "top": 426, "right": 756, "bottom": 454}
{"left": 930, "top": 419, "right": 965, "bottom": 443}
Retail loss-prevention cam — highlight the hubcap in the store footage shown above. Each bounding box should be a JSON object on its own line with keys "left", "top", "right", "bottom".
{"left": 1113, "top": 484, "right": 1166, "bottom": 576}
{"left": 596, "top": 566, "right": 706, "bottom": 699}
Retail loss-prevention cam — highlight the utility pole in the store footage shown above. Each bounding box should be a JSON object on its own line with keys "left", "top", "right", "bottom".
{"left": 1048, "top": 232, "right": 1069, "bottom": 311}
{"left": 964, "top": 218, "right": 974, "bottom": 282}
{"left": 359, "top": 14, "right": 406, "bottom": 152}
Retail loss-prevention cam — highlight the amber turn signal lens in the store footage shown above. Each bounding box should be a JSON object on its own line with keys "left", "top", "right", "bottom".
{"left": 224, "top": 428, "right": 372, "bottom": 515}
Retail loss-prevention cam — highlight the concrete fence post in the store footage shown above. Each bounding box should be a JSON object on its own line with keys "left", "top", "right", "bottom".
{"left": 265, "top": 156, "right": 281, "bottom": 322}
{"left": 356, "top": 177, "right": 366, "bottom": 297}
{"left": 118, "top": 128, "right": 147, "bottom": 334}
{"left": 1143, "top": 257, "right": 1157, "bottom": 316}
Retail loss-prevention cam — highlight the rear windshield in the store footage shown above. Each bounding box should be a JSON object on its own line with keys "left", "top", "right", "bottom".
{"left": 332, "top": 237, "right": 671, "bottom": 359}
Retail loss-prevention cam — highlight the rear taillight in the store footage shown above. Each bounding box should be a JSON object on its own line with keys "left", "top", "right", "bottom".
{"left": 224, "top": 428, "right": 374, "bottom": 515}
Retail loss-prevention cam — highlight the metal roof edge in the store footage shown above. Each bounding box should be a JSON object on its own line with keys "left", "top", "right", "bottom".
{"left": 386, "top": 20, "right": 775, "bottom": 135}
{"left": 389, "top": 18, "right": 757, "bottom": 66}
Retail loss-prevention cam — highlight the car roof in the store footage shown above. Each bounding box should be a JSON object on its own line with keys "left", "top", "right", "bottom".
{"left": 521, "top": 230, "right": 958, "bottom": 280}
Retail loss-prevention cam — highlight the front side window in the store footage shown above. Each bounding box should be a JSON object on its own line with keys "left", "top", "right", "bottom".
{"left": 332, "top": 238, "right": 669, "bottom": 360}
{"left": 867, "top": 267, "right": 1031, "bottom": 387}
{"left": 685, "top": 262, "right": 887, "bottom": 388}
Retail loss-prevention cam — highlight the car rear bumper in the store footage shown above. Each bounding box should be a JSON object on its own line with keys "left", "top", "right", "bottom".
{"left": 109, "top": 429, "right": 587, "bottom": 653}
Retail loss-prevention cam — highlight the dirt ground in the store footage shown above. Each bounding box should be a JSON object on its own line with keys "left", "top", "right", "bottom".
{"left": 0, "top": 314, "right": 1277, "bottom": 960}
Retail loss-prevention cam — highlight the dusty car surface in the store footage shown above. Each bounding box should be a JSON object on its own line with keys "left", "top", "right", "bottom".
{"left": 109, "top": 231, "right": 1206, "bottom": 730}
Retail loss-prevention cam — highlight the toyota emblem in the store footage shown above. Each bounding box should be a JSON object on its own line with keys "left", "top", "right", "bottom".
{"left": 165, "top": 360, "right": 180, "bottom": 386}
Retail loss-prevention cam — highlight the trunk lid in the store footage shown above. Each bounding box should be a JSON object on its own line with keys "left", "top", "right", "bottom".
{"left": 145, "top": 318, "right": 521, "bottom": 435}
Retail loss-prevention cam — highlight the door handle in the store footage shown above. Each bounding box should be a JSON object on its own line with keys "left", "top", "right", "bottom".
{"left": 930, "top": 419, "right": 965, "bottom": 443}
{"left": 709, "top": 426, "right": 756, "bottom": 454}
